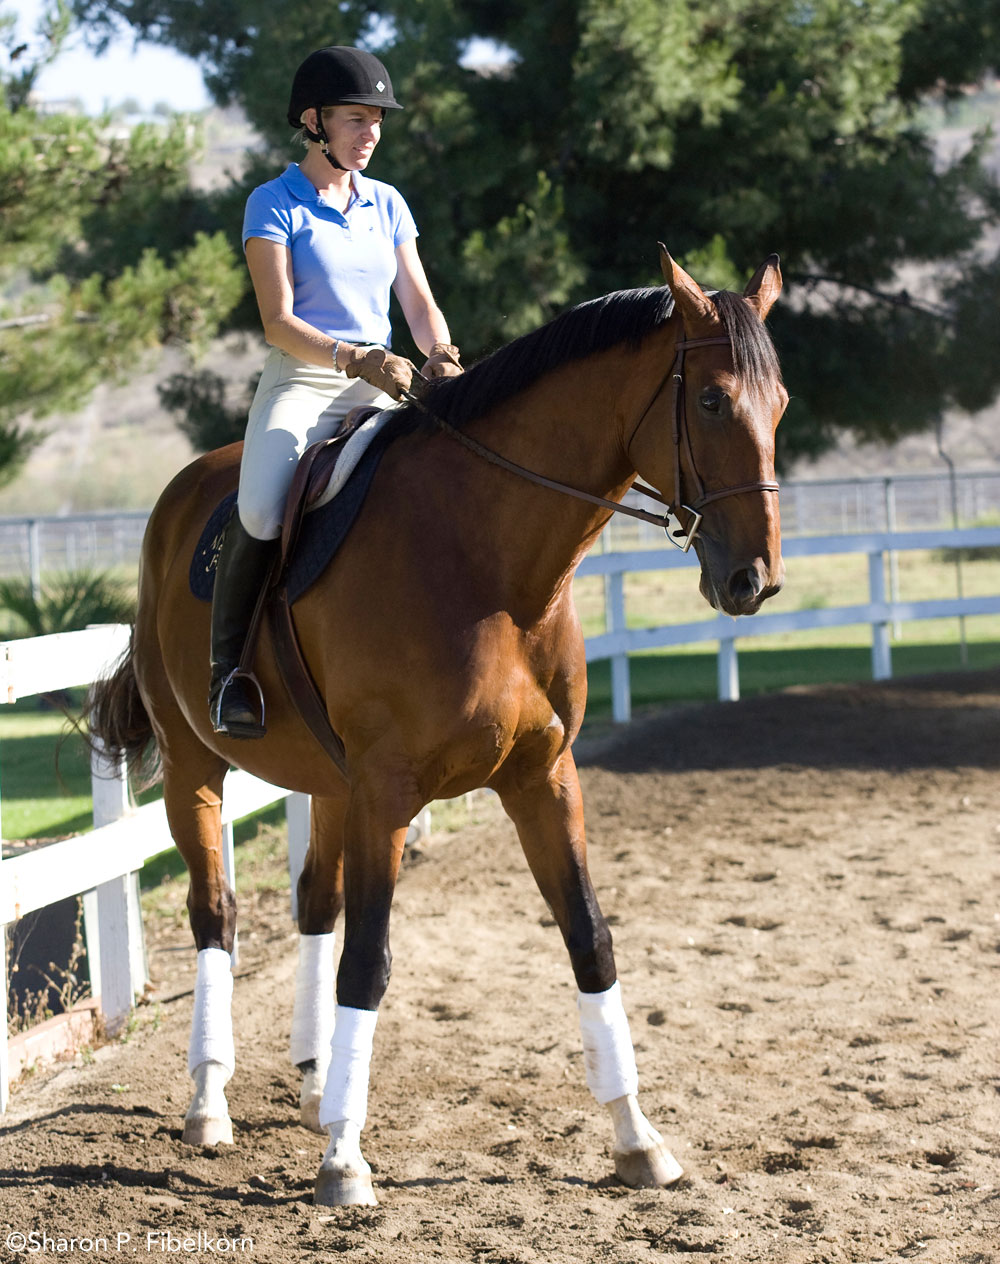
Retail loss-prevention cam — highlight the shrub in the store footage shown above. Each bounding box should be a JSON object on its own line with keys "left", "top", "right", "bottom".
{"left": 0, "top": 570, "right": 137, "bottom": 638}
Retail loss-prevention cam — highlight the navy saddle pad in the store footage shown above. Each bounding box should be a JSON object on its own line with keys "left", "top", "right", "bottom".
{"left": 189, "top": 426, "right": 391, "bottom": 606}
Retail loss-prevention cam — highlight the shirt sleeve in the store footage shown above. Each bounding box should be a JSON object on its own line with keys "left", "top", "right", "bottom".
{"left": 390, "top": 189, "right": 418, "bottom": 248}
{"left": 242, "top": 184, "right": 292, "bottom": 250}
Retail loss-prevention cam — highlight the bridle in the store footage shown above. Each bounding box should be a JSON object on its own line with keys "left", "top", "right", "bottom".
{"left": 624, "top": 333, "right": 780, "bottom": 549}
{"left": 401, "top": 330, "right": 779, "bottom": 553}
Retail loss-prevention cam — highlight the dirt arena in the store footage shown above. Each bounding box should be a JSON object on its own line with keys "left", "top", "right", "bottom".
{"left": 2, "top": 671, "right": 998, "bottom": 1263}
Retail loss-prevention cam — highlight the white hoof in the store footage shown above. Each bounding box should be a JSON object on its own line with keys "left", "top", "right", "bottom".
{"left": 185, "top": 1060, "right": 234, "bottom": 1147}
{"left": 607, "top": 1094, "right": 684, "bottom": 1188}
{"left": 314, "top": 1121, "right": 377, "bottom": 1207}
{"left": 300, "top": 1064, "right": 325, "bottom": 1134}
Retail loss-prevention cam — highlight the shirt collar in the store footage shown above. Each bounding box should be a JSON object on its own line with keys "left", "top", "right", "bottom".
{"left": 280, "top": 163, "right": 375, "bottom": 207}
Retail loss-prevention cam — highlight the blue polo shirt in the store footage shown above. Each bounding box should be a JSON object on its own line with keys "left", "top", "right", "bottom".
{"left": 242, "top": 163, "right": 418, "bottom": 348}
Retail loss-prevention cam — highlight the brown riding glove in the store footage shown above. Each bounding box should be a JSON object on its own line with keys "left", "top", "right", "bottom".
{"left": 342, "top": 345, "right": 418, "bottom": 401}
{"left": 420, "top": 341, "right": 463, "bottom": 379}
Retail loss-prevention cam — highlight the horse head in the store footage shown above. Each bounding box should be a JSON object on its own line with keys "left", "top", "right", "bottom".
{"left": 628, "top": 247, "right": 787, "bottom": 617}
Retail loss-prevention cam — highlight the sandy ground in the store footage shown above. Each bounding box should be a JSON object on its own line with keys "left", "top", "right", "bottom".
{"left": 1, "top": 671, "right": 998, "bottom": 1263}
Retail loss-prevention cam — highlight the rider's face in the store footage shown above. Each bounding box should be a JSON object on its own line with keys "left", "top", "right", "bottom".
{"left": 320, "top": 104, "right": 383, "bottom": 169}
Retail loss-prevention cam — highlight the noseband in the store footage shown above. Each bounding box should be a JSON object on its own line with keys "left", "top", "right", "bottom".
{"left": 401, "top": 331, "right": 778, "bottom": 552}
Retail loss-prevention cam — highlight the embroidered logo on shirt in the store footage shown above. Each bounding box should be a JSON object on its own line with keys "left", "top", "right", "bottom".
{"left": 376, "top": 80, "right": 385, "bottom": 92}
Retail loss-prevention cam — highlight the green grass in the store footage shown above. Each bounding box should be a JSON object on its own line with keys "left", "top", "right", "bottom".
{"left": 584, "top": 637, "right": 1000, "bottom": 725}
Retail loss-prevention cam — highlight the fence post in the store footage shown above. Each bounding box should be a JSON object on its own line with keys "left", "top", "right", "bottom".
{"left": 286, "top": 793, "right": 310, "bottom": 923}
{"left": 87, "top": 739, "right": 147, "bottom": 1033}
{"left": 27, "top": 520, "right": 41, "bottom": 603}
{"left": 607, "top": 571, "right": 631, "bottom": 724}
{"left": 717, "top": 632, "right": 740, "bottom": 701}
{"left": 868, "top": 550, "right": 892, "bottom": 680}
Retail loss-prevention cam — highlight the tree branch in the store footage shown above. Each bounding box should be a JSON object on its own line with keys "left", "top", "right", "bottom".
{"left": 786, "top": 272, "right": 952, "bottom": 320}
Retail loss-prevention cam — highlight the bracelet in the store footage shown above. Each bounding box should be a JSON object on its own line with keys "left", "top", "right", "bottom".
{"left": 332, "top": 339, "right": 341, "bottom": 371}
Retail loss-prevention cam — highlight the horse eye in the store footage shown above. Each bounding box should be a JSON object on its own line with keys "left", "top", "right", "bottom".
{"left": 699, "top": 391, "right": 723, "bottom": 413}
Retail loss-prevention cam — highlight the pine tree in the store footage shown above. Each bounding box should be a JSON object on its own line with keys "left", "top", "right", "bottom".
{"left": 66, "top": 0, "right": 1000, "bottom": 465}
{"left": 0, "top": 1, "right": 244, "bottom": 484}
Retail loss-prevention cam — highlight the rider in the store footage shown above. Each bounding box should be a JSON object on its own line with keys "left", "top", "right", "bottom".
{"left": 210, "top": 45, "right": 462, "bottom": 739}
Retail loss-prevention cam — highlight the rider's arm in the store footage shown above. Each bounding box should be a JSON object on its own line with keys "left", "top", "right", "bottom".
{"left": 392, "top": 239, "right": 452, "bottom": 357}
{"left": 246, "top": 236, "right": 357, "bottom": 371}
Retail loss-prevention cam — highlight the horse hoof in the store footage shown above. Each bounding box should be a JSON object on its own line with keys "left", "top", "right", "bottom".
{"left": 314, "top": 1169, "right": 378, "bottom": 1207}
{"left": 614, "top": 1144, "right": 684, "bottom": 1189}
{"left": 301, "top": 1096, "right": 324, "bottom": 1134}
{"left": 182, "top": 1116, "right": 234, "bottom": 1147}
{"left": 300, "top": 1068, "right": 325, "bottom": 1134}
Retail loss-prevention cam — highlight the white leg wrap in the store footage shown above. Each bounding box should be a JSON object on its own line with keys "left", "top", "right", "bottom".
{"left": 188, "top": 947, "right": 235, "bottom": 1079}
{"left": 289, "top": 932, "right": 336, "bottom": 1068}
{"left": 319, "top": 1005, "right": 378, "bottom": 1130}
{"left": 577, "top": 981, "right": 639, "bottom": 1105}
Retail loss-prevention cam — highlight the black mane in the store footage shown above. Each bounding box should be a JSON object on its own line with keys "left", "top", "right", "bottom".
{"left": 394, "top": 284, "right": 780, "bottom": 431}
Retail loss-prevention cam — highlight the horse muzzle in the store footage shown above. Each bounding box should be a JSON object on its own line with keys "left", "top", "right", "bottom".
{"left": 699, "top": 552, "right": 784, "bottom": 617}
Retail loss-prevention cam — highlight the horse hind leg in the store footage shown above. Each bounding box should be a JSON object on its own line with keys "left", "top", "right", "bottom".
{"left": 159, "top": 742, "right": 237, "bottom": 1146}
{"left": 290, "top": 794, "right": 346, "bottom": 1133}
{"left": 498, "top": 749, "right": 683, "bottom": 1189}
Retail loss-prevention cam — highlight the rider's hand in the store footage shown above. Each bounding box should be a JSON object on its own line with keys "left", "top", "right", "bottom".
{"left": 343, "top": 346, "right": 417, "bottom": 401}
{"left": 420, "top": 342, "right": 463, "bottom": 379}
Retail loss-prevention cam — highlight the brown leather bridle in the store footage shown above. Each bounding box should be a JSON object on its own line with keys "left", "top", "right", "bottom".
{"left": 402, "top": 330, "right": 779, "bottom": 552}
{"left": 624, "top": 333, "right": 780, "bottom": 550}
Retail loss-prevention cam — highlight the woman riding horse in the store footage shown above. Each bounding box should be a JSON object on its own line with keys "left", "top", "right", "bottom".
{"left": 91, "top": 245, "right": 786, "bottom": 1207}
{"left": 211, "top": 45, "right": 461, "bottom": 741}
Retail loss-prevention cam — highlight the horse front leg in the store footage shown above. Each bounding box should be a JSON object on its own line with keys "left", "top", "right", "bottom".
{"left": 498, "top": 748, "right": 683, "bottom": 1189}
{"left": 313, "top": 778, "right": 411, "bottom": 1208}
{"left": 160, "top": 748, "right": 237, "bottom": 1147}
{"left": 291, "top": 794, "right": 346, "bottom": 1133}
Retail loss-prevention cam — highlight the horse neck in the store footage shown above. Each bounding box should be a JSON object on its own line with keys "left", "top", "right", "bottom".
{"left": 445, "top": 341, "right": 650, "bottom": 618}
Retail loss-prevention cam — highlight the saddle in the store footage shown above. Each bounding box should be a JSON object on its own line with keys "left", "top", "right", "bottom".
{"left": 189, "top": 406, "right": 395, "bottom": 777}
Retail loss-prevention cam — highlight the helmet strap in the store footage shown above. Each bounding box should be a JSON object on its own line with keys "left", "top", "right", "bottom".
{"left": 313, "top": 107, "right": 346, "bottom": 172}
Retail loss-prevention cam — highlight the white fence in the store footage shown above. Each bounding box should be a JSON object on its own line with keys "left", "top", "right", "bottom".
{"left": 582, "top": 524, "right": 1000, "bottom": 722}
{"left": 2, "top": 522, "right": 999, "bottom": 1110}
{"left": 0, "top": 624, "right": 311, "bottom": 1112}
{"left": 2, "top": 470, "right": 999, "bottom": 584}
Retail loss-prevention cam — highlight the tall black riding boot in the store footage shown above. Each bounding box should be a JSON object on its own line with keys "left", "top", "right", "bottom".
{"left": 208, "top": 514, "right": 276, "bottom": 739}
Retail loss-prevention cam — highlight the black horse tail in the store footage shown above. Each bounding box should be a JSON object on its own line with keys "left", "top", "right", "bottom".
{"left": 87, "top": 635, "right": 161, "bottom": 789}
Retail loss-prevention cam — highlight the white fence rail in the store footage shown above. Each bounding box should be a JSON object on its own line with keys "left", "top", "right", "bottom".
{"left": 1, "top": 470, "right": 999, "bottom": 584}
{"left": 0, "top": 624, "right": 310, "bottom": 1112}
{"left": 579, "top": 525, "right": 1000, "bottom": 723}
{"left": 2, "top": 523, "right": 998, "bottom": 1109}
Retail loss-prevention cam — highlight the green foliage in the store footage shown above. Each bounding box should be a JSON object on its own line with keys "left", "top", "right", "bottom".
{"left": 0, "top": 570, "right": 136, "bottom": 637}
{"left": 0, "top": 1, "right": 247, "bottom": 487}
{"left": 50, "top": 0, "right": 1000, "bottom": 469}
{"left": 157, "top": 367, "right": 256, "bottom": 451}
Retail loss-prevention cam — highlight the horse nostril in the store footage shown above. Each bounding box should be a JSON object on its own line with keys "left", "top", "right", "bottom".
{"left": 727, "top": 566, "right": 763, "bottom": 607}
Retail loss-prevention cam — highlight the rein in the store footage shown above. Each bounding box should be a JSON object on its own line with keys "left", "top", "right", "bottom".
{"left": 403, "top": 332, "right": 778, "bottom": 552}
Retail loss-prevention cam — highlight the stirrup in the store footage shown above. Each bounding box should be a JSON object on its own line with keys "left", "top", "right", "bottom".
{"left": 211, "top": 668, "right": 267, "bottom": 739}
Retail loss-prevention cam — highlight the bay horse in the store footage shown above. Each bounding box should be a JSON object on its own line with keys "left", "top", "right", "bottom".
{"left": 90, "top": 248, "right": 786, "bottom": 1206}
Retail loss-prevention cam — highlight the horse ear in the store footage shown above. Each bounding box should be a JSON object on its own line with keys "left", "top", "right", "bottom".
{"left": 658, "top": 243, "right": 717, "bottom": 327}
{"left": 743, "top": 254, "right": 782, "bottom": 321}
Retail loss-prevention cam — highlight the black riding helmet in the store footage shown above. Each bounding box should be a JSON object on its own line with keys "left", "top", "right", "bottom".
{"left": 287, "top": 47, "right": 402, "bottom": 171}
{"left": 287, "top": 46, "right": 402, "bottom": 131}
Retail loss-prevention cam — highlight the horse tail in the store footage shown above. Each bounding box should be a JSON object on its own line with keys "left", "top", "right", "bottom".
{"left": 87, "top": 635, "right": 161, "bottom": 789}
